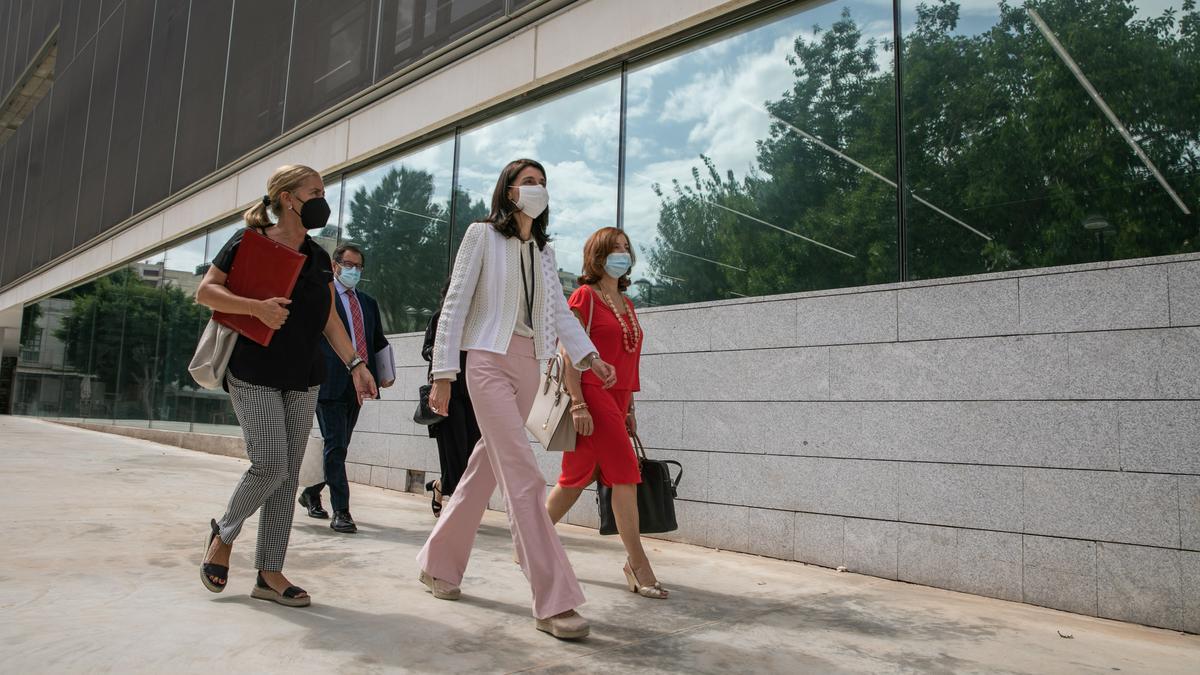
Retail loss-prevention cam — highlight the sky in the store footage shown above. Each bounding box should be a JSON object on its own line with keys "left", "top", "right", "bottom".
{"left": 152, "top": 0, "right": 1192, "bottom": 298}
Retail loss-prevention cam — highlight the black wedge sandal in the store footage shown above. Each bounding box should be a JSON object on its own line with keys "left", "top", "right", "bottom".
{"left": 251, "top": 572, "right": 311, "bottom": 607}
{"left": 201, "top": 519, "right": 228, "bottom": 593}
{"left": 425, "top": 480, "right": 443, "bottom": 517}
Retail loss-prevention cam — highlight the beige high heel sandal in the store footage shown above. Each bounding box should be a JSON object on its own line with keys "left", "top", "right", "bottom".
{"left": 623, "top": 560, "right": 668, "bottom": 599}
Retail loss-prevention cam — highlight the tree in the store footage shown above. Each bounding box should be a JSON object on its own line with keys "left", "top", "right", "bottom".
{"left": 55, "top": 268, "right": 208, "bottom": 419}
{"left": 344, "top": 166, "right": 486, "bottom": 333}
{"left": 648, "top": 0, "right": 1199, "bottom": 302}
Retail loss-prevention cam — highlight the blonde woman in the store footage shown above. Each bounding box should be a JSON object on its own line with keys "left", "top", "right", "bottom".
{"left": 196, "top": 165, "right": 377, "bottom": 607}
{"left": 419, "top": 159, "right": 617, "bottom": 639}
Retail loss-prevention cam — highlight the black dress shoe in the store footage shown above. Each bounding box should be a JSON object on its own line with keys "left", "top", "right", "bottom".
{"left": 298, "top": 490, "right": 329, "bottom": 519}
{"left": 330, "top": 510, "right": 358, "bottom": 534}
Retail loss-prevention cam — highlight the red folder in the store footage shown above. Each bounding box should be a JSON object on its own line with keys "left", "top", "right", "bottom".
{"left": 213, "top": 228, "right": 306, "bottom": 347}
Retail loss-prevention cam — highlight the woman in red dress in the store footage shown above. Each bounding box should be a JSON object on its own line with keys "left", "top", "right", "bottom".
{"left": 546, "top": 227, "right": 667, "bottom": 599}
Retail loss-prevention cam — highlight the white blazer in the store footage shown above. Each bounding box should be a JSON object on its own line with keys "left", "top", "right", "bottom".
{"left": 431, "top": 222, "right": 597, "bottom": 381}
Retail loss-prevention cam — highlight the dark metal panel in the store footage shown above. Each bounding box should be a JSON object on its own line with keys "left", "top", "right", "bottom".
{"left": 2, "top": 0, "right": 27, "bottom": 91}
{"left": 22, "top": 98, "right": 49, "bottom": 269}
{"left": 0, "top": 143, "right": 11, "bottom": 284}
{"left": 27, "top": 0, "right": 58, "bottom": 61}
{"left": 169, "top": 0, "right": 232, "bottom": 193}
{"left": 74, "top": 7, "right": 124, "bottom": 246}
{"left": 217, "top": 0, "right": 291, "bottom": 168}
{"left": 284, "top": 0, "right": 377, "bottom": 131}
{"left": 38, "top": 0, "right": 64, "bottom": 47}
{"left": 376, "top": 0, "right": 504, "bottom": 81}
{"left": 13, "top": 0, "right": 34, "bottom": 86}
{"left": 51, "top": 42, "right": 95, "bottom": 259}
{"left": 3, "top": 121, "right": 33, "bottom": 285}
{"left": 0, "top": 1, "right": 14, "bottom": 95}
{"left": 132, "top": 0, "right": 188, "bottom": 214}
{"left": 101, "top": 0, "right": 123, "bottom": 24}
{"left": 74, "top": 0, "right": 101, "bottom": 53}
{"left": 100, "top": 0, "right": 154, "bottom": 231}
{"left": 35, "top": 70, "right": 67, "bottom": 268}
{"left": 58, "top": 0, "right": 81, "bottom": 64}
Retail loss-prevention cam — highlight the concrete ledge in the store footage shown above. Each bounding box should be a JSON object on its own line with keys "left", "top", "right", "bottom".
{"left": 51, "top": 421, "right": 247, "bottom": 460}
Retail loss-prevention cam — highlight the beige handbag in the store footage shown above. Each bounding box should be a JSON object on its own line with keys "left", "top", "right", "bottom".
{"left": 188, "top": 318, "right": 237, "bottom": 390}
{"left": 526, "top": 353, "right": 576, "bottom": 452}
{"left": 525, "top": 290, "right": 596, "bottom": 452}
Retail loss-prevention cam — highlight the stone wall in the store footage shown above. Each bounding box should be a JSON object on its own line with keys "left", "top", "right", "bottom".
{"left": 343, "top": 253, "right": 1200, "bottom": 632}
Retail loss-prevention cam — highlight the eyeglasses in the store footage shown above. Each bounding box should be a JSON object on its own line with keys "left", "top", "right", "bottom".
{"left": 337, "top": 261, "right": 364, "bottom": 270}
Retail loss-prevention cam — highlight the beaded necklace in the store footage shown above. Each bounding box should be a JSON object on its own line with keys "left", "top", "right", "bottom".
{"left": 596, "top": 286, "right": 642, "bottom": 353}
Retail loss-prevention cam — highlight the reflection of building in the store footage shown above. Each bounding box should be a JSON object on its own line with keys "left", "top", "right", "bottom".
{"left": 558, "top": 270, "right": 578, "bottom": 295}
{"left": 2, "top": 1, "right": 1197, "bottom": 633}
{"left": 11, "top": 298, "right": 98, "bottom": 418}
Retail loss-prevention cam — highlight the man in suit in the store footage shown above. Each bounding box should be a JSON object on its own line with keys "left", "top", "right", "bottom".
{"left": 298, "top": 243, "right": 393, "bottom": 533}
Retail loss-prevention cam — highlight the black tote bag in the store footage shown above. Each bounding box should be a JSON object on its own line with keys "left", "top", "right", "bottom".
{"left": 597, "top": 434, "right": 682, "bottom": 535}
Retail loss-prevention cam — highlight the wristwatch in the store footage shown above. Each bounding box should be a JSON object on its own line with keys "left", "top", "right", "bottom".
{"left": 346, "top": 355, "right": 366, "bottom": 372}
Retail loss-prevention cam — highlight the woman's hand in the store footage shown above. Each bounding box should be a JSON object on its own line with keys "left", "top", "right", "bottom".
{"left": 590, "top": 358, "right": 618, "bottom": 389}
{"left": 352, "top": 365, "right": 378, "bottom": 405}
{"left": 428, "top": 379, "right": 452, "bottom": 417}
{"left": 625, "top": 408, "right": 637, "bottom": 437}
{"left": 572, "top": 408, "right": 594, "bottom": 436}
{"left": 253, "top": 297, "right": 291, "bottom": 329}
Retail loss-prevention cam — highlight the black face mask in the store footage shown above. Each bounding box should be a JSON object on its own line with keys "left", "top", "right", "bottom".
{"left": 291, "top": 196, "right": 331, "bottom": 230}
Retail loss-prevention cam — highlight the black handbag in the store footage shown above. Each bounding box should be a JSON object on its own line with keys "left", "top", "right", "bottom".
{"left": 413, "top": 382, "right": 444, "bottom": 425}
{"left": 597, "top": 434, "right": 682, "bottom": 535}
{"left": 413, "top": 359, "right": 445, "bottom": 426}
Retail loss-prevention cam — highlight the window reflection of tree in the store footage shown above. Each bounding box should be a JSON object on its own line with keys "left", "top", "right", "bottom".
{"left": 54, "top": 268, "right": 207, "bottom": 421}
{"left": 344, "top": 166, "right": 486, "bottom": 333}
{"left": 644, "top": 0, "right": 1199, "bottom": 305}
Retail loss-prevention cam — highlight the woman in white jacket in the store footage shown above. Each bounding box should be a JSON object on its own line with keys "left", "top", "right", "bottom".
{"left": 417, "top": 159, "right": 617, "bottom": 640}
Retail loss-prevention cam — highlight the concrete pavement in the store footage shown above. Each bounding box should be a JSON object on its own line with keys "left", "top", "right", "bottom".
{"left": 0, "top": 415, "right": 1196, "bottom": 674}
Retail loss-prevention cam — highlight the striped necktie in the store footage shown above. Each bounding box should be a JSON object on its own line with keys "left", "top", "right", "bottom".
{"left": 346, "top": 289, "right": 369, "bottom": 362}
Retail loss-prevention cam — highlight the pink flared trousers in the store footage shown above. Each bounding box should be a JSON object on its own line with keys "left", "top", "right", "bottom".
{"left": 416, "top": 336, "right": 585, "bottom": 619}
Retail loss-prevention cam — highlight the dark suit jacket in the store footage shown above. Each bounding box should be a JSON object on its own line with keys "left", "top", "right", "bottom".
{"left": 320, "top": 285, "right": 389, "bottom": 403}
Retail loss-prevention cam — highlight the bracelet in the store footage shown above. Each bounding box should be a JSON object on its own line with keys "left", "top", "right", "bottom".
{"left": 570, "top": 402, "right": 589, "bottom": 413}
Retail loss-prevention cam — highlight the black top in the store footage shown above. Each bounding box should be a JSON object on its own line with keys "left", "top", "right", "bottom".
{"left": 212, "top": 228, "right": 334, "bottom": 391}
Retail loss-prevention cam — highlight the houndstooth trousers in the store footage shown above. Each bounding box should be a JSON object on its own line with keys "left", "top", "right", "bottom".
{"left": 217, "top": 372, "right": 320, "bottom": 571}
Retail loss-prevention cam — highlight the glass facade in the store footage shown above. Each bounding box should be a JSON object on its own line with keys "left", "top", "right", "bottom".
{"left": 0, "top": 0, "right": 563, "bottom": 286}
{"left": 8, "top": 0, "right": 1200, "bottom": 425}
{"left": 12, "top": 228, "right": 237, "bottom": 436}
{"left": 900, "top": 0, "right": 1199, "bottom": 278}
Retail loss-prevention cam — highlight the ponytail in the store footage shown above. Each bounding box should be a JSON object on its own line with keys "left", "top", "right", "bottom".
{"left": 243, "top": 195, "right": 274, "bottom": 230}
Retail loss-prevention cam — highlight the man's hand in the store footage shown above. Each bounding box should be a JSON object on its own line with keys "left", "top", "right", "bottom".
{"left": 352, "top": 366, "right": 378, "bottom": 405}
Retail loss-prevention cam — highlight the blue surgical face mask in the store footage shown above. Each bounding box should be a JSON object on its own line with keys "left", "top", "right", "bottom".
{"left": 604, "top": 252, "right": 632, "bottom": 279}
{"left": 338, "top": 264, "right": 362, "bottom": 289}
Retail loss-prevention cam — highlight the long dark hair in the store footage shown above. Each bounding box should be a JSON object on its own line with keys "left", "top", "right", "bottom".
{"left": 484, "top": 158, "right": 550, "bottom": 250}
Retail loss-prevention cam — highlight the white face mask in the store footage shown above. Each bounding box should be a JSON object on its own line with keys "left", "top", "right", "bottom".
{"left": 512, "top": 184, "right": 549, "bottom": 218}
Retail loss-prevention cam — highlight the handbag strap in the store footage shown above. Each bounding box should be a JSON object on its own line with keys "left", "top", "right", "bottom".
{"left": 631, "top": 433, "right": 648, "bottom": 462}
{"left": 586, "top": 285, "right": 596, "bottom": 335}
{"left": 631, "top": 433, "right": 683, "bottom": 489}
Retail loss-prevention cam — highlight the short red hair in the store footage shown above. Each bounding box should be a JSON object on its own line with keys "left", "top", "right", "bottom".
{"left": 577, "top": 227, "right": 635, "bottom": 292}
